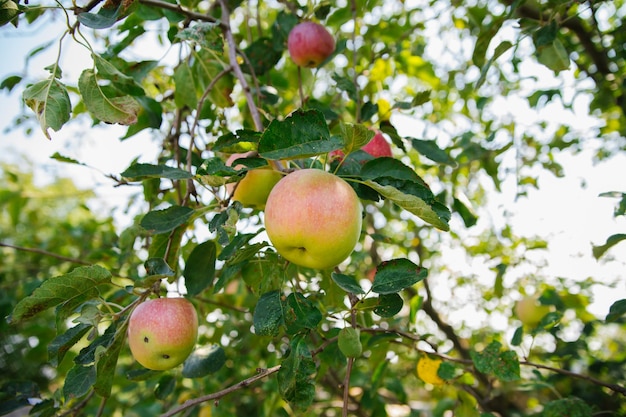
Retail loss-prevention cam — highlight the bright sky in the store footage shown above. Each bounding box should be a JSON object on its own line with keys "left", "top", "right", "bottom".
{"left": 1, "top": 9, "right": 624, "bottom": 321}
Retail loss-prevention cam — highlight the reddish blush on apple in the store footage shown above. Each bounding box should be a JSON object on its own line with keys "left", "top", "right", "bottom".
{"left": 264, "top": 169, "right": 362, "bottom": 269}
{"left": 127, "top": 297, "right": 198, "bottom": 371}
{"left": 330, "top": 130, "right": 392, "bottom": 161}
{"left": 287, "top": 21, "right": 336, "bottom": 68}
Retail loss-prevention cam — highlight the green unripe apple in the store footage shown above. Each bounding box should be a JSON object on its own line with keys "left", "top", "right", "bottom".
{"left": 264, "top": 169, "right": 362, "bottom": 269}
{"left": 232, "top": 168, "right": 283, "bottom": 210}
{"left": 127, "top": 297, "right": 198, "bottom": 371}
{"left": 338, "top": 327, "right": 362, "bottom": 358}
{"left": 515, "top": 296, "right": 551, "bottom": 326}
{"left": 226, "top": 152, "right": 282, "bottom": 210}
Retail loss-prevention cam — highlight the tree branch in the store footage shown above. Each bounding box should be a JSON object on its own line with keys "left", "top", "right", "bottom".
{"left": 159, "top": 365, "right": 281, "bottom": 417}
{"left": 138, "top": 0, "right": 217, "bottom": 23}
{"left": 0, "top": 242, "right": 92, "bottom": 265}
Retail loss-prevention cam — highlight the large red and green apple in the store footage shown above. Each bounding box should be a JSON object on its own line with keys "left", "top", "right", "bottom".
{"left": 127, "top": 297, "right": 198, "bottom": 370}
{"left": 226, "top": 152, "right": 283, "bottom": 210}
{"left": 264, "top": 169, "right": 362, "bottom": 269}
{"left": 287, "top": 21, "right": 335, "bottom": 68}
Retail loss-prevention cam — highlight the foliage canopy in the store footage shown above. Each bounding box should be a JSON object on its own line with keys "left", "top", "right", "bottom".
{"left": 1, "top": 0, "right": 626, "bottom": 416}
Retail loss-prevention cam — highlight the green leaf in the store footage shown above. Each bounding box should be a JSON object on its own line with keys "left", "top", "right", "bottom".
{"left": 283, "top": 293, "right": 322, "bottom": 335}
{"left": 338, "top": 327, "right": 362, "bottom": 358}
{"left": 536, "top": 38, "right": 570, "bottom": 74}
{"left": 121, "top": 163, "right": 193, "bottom": 181}
{"left": 361, "top": 157, "right": 450, "bottom": 230}
{"left": 470, "top": 341, "right": 520, "bottom": 382}
{"left": 10, "top": 265, "right": 111, "bottom": 324}
{"left": 411, "top": 139, "right": 457, "bottom": 166}
{"left": 542, "top": 397, "right": 593, "bottom": 417}
{"left": 475, "top": 40, "right": 513, "bottom": 89}
{"left": 365, "top": 180, "right": 450, "bottom": 230}
{"left": 63, "top": 364, "right": 96, "bottom": 400}
{"left": 74, "top": 321, "right": 118, "bottom": 365}
{"left": 333, "top": 73, "right": 357, "bottom": 101}
{"left": 76, "top": 4, "right": 119, "bottom": 29}
{"left": 453, "top": 197, "right": 478, "bottom": 227}
{"left": 212, "top": 129, "right": 261, "bottom": 152}
{"left": 599, "top": 191, "right": 626, "bottom": 217}
{"left": 277, "top": 335, "right": 316, "bottom": 410}
{"left": 174, "top": 64, "right": 197, "bottom": 109}
{"left": 258, "top": 109, "right": 342, "bottom": 160}
{"left": 371, "top": 258, "right": 427, "bottom": 295}
{"left": 592, "top": 234, "right": 626, "bottom": 260}
{"left": 93, "top": 54, "right": 144, "bottom": 96}
{"left": 0, "top": 74, "right": 22, "bottom": 91}
{"left": 22, "top": 78, "right": 71, "bottom": 139}
{"left": 94, "top": 327, "right": 125, "bottom": 397}
{"left": 50, "top": 152, "right": 86, "bottom": 166}
{"left": 374, "top": 293, "right": 404, "bottom": 317}
{"left": 143, "top": 258, "right": 175, "bottom": 277}
{"left": 533, "top": 21, "right": 558, "bottom": 48}
{"left": 208, "top": 204, "right": 239, "bottom": 245}
{"left": 140, "top": 205, "right": 194, "bottom": 234}
{"left": 331, "top": 272, "right": 364, "bottom": 294}
{"left": 472, "top": 16, "right": 504, "bottom": 68}
{"left": 48, "top": 323, "right": 91, "bottom": 367}
{"left": 338, "top": 122, "right": 374, "bottom": 154}
{"left": 177, "top": 22, "right": 223, "bottom": 52}
{"left": 253, "top": 290, "right": 283, "bottom": 336}
{"left": 183, "top": 240, "right": 216, "bottom": 296}
{"left": 606, "top": 299, "right": 626, "bottom": 322}
{"left": 154, "top": 374, "right": 176, "bottom": 400}
{"left": 0, "top": 0, "right": 19, "bottom": 26}
{"left": 78, "top": 68, "right": 140, "bottom": 125}
{"left": 182, "top": 344, "right": 226, "bottom": 378}
{"left": 242, "top": 37, "right": 283, "bottom": 76}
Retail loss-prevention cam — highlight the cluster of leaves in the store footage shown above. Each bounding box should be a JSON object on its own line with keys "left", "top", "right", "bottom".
{"left": 1, "top": 0, "right": 625, "bottom": 417}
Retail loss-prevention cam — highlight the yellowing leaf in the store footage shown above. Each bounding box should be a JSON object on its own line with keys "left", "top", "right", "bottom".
{"left": 370, "top": 58, "right": 391, "bottom": 82}
{"left": 416, "top": 355, "right": 444, "bottom": 385}
{"left": 78, "top": 68, "right": 140, "bottom": 125}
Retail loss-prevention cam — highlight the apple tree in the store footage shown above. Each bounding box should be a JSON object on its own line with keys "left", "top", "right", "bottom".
{"left": 1, "top": 1, "right": 626, "bottom": 416}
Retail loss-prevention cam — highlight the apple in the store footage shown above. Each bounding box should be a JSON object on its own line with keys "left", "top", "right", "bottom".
{"left": 287, "top": 22, "right": 336, "bottom": 68}
{"left": 264, "top": 169, "right": 362, "bottom": 269}
{"left": 514, "top": 296, "right": 551, "bottom": 326}
{"left": 330, "top": 130, "right": 392, "bottom": 161}
{"left": 226, "top": 153, "right": 283, "bottom": 210}
{"left": 127, "top": 297, "right": 198, "bottom": 370}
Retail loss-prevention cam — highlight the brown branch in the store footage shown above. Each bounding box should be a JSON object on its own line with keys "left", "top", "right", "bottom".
{"left": 218, "top": 0, "right": 263, "bottom": 132}
{"left": 0, "top": 242, "right": 92, "bottom": 265}
{"left": 522, "top": 360, "right": 626, "bottom": 396}
{"left": 138, "top": 0, "right": 217, "bottom": 23}
{"left": 159, "top": 365, "right": 281, "bottom": 417}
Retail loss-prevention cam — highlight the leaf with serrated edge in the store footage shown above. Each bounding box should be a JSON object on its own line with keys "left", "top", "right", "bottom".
{"left": 121, "top": 163, "right": 193, "bottom": 181}
{"left": 78, "top": 69, "right": 140, "bottom": 125}
{"left": 11, "top": 265, "right": 111, "bottom": 324}
{"left": 365, "top": 180, "right": 450, "bottom": 231}
{"left": 23, "top": 78, "right": 71, "bottom": 139}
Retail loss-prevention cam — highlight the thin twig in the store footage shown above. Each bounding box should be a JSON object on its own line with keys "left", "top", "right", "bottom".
{"left": 0, "top": 242, "right": 91, "bottom": 265}
{"left": 159, "top": 365, "right": 282, "bottom": 417}
{"left": 138, "top": 0, "right": 217, "bottom": 23}
{"left": 219, "top": 0, "right": 263, "bottom": 132}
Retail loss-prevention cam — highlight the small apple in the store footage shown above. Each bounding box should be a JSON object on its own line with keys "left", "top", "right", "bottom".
{"left": 515, "top": 296, "right": 551, "bottom": 326}
{"left": 287, "top": 21, "right": 336, "bottom": 68}
{"left": 264, "top": 169, "right": 362, "bottom": 269}
{"left": 127, "top": 297, "right": 198, "bottom": 371}
{"left": 330, "top": 130, "right": 392, "bottom": 161}
{"left": 226, "top": 152, "right": 283, "bottom": 210}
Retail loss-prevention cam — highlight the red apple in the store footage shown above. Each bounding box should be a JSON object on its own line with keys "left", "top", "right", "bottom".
{"left": 127, "top": 297, "right": 198, "bottom": 370}
{"left": 287, "top": 22, "right": 336, "bottom": 68}
{"left": 264, "top": 169, "right": 362, "bottom": 269}
{"left": 330, "top": 130, "right": 392, "bottom": 161}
